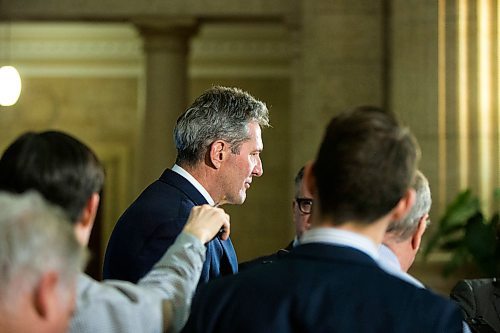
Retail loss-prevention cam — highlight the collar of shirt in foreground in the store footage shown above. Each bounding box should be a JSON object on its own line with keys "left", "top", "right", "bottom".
{"left": 171, "top": 164, "right": 215, "bottom": 206}
{"left": 300, "top": 227, "right": 380, "bottom": 261}
{"left": 378, "top": 244, "right": 425, "bottom": 288}
{"left": 378, "top": 243, "right": 402, "bottom": 271}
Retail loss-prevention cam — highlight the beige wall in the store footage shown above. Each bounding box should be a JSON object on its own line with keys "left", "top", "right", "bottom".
{"left": 289, "top": 0, "right": 386, "bottom": 173}
{"left": 390, "top": 0, "right": 500, "bottom": 294}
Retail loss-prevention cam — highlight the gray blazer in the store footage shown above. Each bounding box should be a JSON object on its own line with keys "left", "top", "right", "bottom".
{"left": 70, "top": 232, "right": 205, "bottom": 333}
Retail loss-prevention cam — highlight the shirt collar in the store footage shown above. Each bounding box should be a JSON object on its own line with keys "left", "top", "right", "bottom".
{"left": 171, "top": 164, "right": 215, "bottom": 206}
{"left": 378, "top": 244, "right": 402, "bottom": 271}
{"left": 378, "top": 244, "right": 425, "bottom": 288}
{"left": 300, "top": 227, "right": 380, "bottom": 261}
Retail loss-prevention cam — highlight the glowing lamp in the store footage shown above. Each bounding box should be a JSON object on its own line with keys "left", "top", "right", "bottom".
{"left": 0, "top": 65, "right": 22, "bottom": 106}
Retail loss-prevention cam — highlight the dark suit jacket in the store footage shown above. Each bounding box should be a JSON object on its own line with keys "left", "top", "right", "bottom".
{"left": 451, "top": 278, "right": 500, "bottom": 333}
{"left": 103, "top": 169, "right": 238, "bottom": 283}
{"left": 238, "top": 241, "right": 293, "bottom": 271}
{"left": 182, "top": 243, "right": 463, "bottom": 333}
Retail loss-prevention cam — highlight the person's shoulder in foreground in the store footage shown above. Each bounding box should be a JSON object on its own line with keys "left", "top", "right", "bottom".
{"left": 181, "top": 105, "right": 463, "bottom": 333}
{"left": 183, "top": 246, "right": 463, "bottom": 333}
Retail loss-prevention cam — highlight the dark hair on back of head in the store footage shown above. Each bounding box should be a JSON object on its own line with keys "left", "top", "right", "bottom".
{"left": 314, "top": 106, "right": 419, "bottom": 225}
{"left": 0, "top": 131, "right": 105, "bottom": 224}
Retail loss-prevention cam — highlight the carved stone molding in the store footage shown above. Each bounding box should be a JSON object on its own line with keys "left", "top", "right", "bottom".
{"left": 1, "top": 23, "right": 141, "bottom": 60}
{"left": 2, "top": 22, "right": 292, "bottom": 78}
{"left": 135, "top": 18, "right": 198, "bottom": 54}
{"left": 190, "top": 22, "right": 292, "bottom": 77}
{"left": 191, "top": 39, "right": 291, "bottom": 59}
{"left": 8, "top": 40, "right": 140, "bottom": 60}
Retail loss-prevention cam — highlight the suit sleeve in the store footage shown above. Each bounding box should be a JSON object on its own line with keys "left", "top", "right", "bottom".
{"left": 139, "top": 232, "right": 206, "bottom": 332}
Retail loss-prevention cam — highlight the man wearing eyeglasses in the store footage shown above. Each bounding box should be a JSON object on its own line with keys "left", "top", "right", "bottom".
{"left": 239, "top": 166, "right": 313, "bottom": 270}
{"left": 291, "top": 166, "right": 313, "bottom": 244}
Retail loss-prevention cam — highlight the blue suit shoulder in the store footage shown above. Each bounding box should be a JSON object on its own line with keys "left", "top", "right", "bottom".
{"left": 183, "top": 244, "right": 463, "bottom": 333}
{"left": 103, "top": 169, "right": 203, "bottom": 282}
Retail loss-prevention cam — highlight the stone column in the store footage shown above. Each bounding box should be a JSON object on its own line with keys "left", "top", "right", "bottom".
{"left": 135, "top": 19, "right": 197, "bottom": 191}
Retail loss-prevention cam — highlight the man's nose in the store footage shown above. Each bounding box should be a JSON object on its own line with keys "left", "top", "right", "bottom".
{"left": 252, "top": 156, "right": 263, "bottom": 177}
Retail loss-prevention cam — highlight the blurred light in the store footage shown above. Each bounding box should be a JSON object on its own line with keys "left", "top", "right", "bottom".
{"left": 478, "top": 0, "right": 492, "bottom": 212}
{"left": 0, "top": 65, "right": 22, "bottom": 106}
{"left": 458, "top": 0, "right": 469, "bottom": 189}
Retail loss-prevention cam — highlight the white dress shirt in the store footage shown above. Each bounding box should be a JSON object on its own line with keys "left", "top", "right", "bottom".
{"left": 378, "top": 244, "right": 425, "bottom": 288}
{"left": 172, "top": 164, "right": 215, "bottom": 205}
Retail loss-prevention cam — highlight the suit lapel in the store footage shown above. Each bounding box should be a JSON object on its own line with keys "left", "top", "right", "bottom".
{"left": 159, "top": 169, "right": 208, "bottom": 205}
{"left": 219, "top": 237, "right": 239, "bottom": 274}
{"left": 160, "top": 169, "right": 239, "bottom": 276}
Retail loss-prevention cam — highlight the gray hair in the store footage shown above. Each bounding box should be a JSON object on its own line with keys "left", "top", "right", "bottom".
{"left": 0, "top": 191, "right": 86, "bottom": 305}
{"left": 174, "top": 86, "right": 270, "bottom": 166}
{"left": 386, "top": 170, "right": 431, "bottom": 241}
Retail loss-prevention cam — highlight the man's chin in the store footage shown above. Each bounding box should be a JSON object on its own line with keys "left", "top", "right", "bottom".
{"left": 236, "top": 192, "right": 247, "bottom": 204}
{"left": 222, "top": 194, "right": 246, "bottom": 205}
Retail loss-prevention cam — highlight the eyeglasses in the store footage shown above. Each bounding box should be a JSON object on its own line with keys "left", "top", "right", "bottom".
{"left": 295, "top": 198, "right": 313, "bottom": 214}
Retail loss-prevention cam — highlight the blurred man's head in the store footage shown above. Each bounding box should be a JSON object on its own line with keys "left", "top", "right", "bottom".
{"left": 174, "top": 86, "right": 269, "bottom": 205}
{"left": 0, "top": 130, "right": 105, "bottom": 246}
{"left": 0, "top": 191, "right": 86, "bottom": 333}
{"left": 292, "top": 166, "right": 313, "bottom": 239}
{"left": 312, "top": 106, "right": 419, "bottom": 226}
{"left": 384, "top": 170, "right": 431, "bottom": 271}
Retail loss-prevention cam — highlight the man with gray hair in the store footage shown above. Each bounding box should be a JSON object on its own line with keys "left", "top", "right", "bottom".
{"left": 104, "top": 86, "right": 270, "bottom": 284}
{"left": 378, "top": 170, "right": 431, "bottom": 287}
{"left": 379, "top": 171, "right": 473, "bottom": 333}
{"left": 0, "top": 191, "right": 86, "bottom": 333}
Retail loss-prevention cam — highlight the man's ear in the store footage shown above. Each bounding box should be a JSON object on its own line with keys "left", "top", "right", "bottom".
{"left": 208, "top": 140, "right": 228, "bottom": 169}
{"left": 292, "top": 198, "right": 299, "bottom": 216}
{"left": 411, "top": 214, "right": 428, "bottom": 251}
{"left": 75, "top": 193, "right": 100, "bottom": 246}
{"left": 391, "top": 188, "right": 416, "bottom": 222}
{"left": 81, "top": 193, "right": 100, "bottom": 229}
{"left": 34, "top": 271, "right": 59, "bottom": 320}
